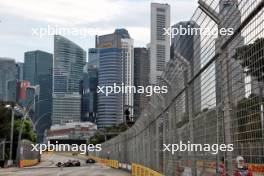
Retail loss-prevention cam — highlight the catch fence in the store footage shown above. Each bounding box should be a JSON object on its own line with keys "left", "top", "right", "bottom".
{"left": 96, "top": 0, "right": 264, "bottom": 175}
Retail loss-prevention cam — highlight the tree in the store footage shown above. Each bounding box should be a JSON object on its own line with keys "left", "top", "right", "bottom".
{"left": 14, "top": 119, "right": 37, "bottom": 143}
{"left": 89, "top": 133, "right": 106, "bottom": 145}
{"left": 0, "top": 104, "right": 11, "bottom": 140}
{"left": 89, "top": 123, "right": 129, "bottom": 145}
{"left": 0, "top": 103, "right": 37, "bottom": 160}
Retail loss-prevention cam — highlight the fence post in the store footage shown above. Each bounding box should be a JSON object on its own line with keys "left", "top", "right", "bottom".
{"left": 220, "top": 49, "right": 234, "bottom": 175}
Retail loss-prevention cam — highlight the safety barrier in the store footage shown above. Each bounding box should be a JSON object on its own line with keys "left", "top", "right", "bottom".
{"left": 195, "top": 160, "right": 264, "bottom": 175}
{"left": 100, "top": 158, "right": 119, "bottom": 169}
{"left": 90, "top": 155, "right": 165, "bottom": 175}
{"left": 248, "top": 164, "right": 264, "bottom": 174}
{"left": 132, "top": 163, "right": 164, "bottom": 176}
{"left": 18, "top": 140, "right": 40, "bottom": 168}
{"left": 19, "top": 159, "right": 39, "bottom": 168}
{"left": 90, "top": 156, "right": 119, "bottom": 169}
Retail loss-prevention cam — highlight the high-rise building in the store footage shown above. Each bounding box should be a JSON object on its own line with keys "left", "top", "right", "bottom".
{"left": 215, "top": 0, "right": 245, "bottom": 104}
{"left": 52, "top": 93, "right": 81, "bottom": 124}
{"left": 96, "top": 29, "right": 134, "bottom": 120}
{"left": 53, "top": 35, "right": 86, "bottom": 94}
{"left": 81, "top": 62, "right": 98, "bottom": 122}
{"left": 80, "top": 48, "right": 100, "bottom": 123}
{"left": 16, "top": 62, "right": 24, "bottom": 81}
{"left": 23, "top": 50, "right": 53, "bottom": 142}
{"left": 134, "top": 48, "right": 150, "bottom": 120}
{"left": 52, "top": 35, "right": 86, "bottom": 125}
{"left": 171, "top": 21, "right": 201, "bottom": 114}
{"left": 88, "top": 48, "right": 100, "bottom": 68}
{"left": 96, "top": 29, "right": 130, "bottom": 48}
{"left": 0, "top": 58, "right": 17, "bottom": 102}
{"left": 97, "top": 48, "right": 123, "bottom": 128}
{"left": 150, "top": 3, "right": 170, "bottom": 85}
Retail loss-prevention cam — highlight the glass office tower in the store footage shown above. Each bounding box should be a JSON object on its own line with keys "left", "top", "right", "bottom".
{"left": 52, "top": 35, "right": 86, "bottom": 125}
{"left": 0, "top": 58, "right": 17, "bottom": 102}
{"left": 24, "top": 50, "right": 53, "bottom": 142}
{"left": 97, "top": 48, "right": 123, "bottom": 128}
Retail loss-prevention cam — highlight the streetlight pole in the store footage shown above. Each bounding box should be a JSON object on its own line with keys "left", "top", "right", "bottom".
{"left": 9, "top": 104, "right": 14, "bottom": 165}
{"left": 16, "top": 98, "right": 47, "bottom": 164}
{"left": 5, "top": 103, "right": 15, "bottom": 166}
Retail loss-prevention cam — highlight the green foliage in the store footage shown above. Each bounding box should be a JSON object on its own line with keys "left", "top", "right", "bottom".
{"left": 0, "top": 105, "right": 11, "bottom": 140}
{"left": 15, "top": 119, "right": 37, "bottom": 143}
{"left": 0, "top": 103, "right": 37, "bottom": 142}
{"left": 89, "top": 133, "right": 106, "bottom": 145}
{"left": 105, "top": 123, "right": 128, "bottom": 133}
{"left": 89, "top": 123, "right": 129, "bottom": 145}
{"left": 0, "top": 103, "right": 36, "bottom": 160}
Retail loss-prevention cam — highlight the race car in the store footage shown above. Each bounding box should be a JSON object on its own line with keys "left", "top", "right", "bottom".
{"left": 56, "top": 160, "right": 81, "bottom": 167}
{"left": 86, "top": 158, "right": 96, "bottom": 164}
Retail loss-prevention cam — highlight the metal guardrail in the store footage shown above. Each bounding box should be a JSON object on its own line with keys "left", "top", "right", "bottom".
{"left": 18, "top": 140, "right": 40, "bottom": 168}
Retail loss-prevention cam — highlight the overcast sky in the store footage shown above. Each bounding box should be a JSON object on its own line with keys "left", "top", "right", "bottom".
{"left": 0, "top": 0, "right": 197, "bottom": 62}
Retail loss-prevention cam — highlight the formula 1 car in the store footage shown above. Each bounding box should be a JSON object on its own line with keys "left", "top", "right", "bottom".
{"left": 56, "top": 160, "right": 81, "bottom": 167}
{"left": 86, "top": 158, "right": 96, "bottom": 164}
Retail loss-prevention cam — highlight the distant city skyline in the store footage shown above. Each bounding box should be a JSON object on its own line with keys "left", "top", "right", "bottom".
{"left": 0, "top": 0, "right": 197, "bottom": 62}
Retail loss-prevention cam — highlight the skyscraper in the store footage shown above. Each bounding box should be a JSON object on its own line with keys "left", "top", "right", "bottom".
{"left": 97, "top": 48, "right": 123, "bottom": 128}
{"left": 96, "top": 29, "right": 134, "bottom": 120}
{"left": 150, "top": 3, "right": 170, "bottom": 85}
{"left": 52, "top": 35, "right": 86, "bottom": 125}
{"left": 96, "top": 29, "right": 130, "bottom": 48}
{"left": 134, "top": 48, "right": 150, "bottom": 120}
{"left": 171, "top": 21, "right": 201, "bottom": 114}
{"left": 16, "top": 62, "right": 24, "bottom": 81}
{"left": 81, "top": 62, "right": 98, "bottom": 122}
{"left": 88, "top": 48, "right": 100, "bottom": 68}
{"left": 0, "top": 58, "right": 17, "bottom": 102}
{"left": 215, "top": 0, "right": 245, "bottom": 104}
{"left": 80, "top": 48, "right": 100, "bottom": 123}
{"left": 23, "top": 50, "right": 53, "bottom": 142}
{"left": 53, "top": 35, "right": 86, "bottom": 93}
{"left": 52, "top": 93, "right": 81, "bottom": 124}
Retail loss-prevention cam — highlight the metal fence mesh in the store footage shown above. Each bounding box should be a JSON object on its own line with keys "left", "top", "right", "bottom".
{"left": 96, "top": 0, "right": 264, "bottom": 175}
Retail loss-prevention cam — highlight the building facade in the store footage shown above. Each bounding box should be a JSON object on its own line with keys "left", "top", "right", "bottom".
{"left": 96, "top": 29, "right": 134, "bottom": 118}
{"left": 80, "top": 48, "right": 100, "bottom": 123}
{"left": 53, "top": 35, "right": 86, "bottom": 93}
{"left": 16, "top": 62, "right": 24, "bottom": 81}
{"left": 150, "top": 3, "right": 170, "bottom": 85}
{"left": 45, "top": 122, "right": 97, "bottom": 141}
{"left": 134, "top": 48, "right": 150, "bottom": 120}
{"left": 0, "top": 58, "right": 17, "bottom": 102}
{"left": 52, "top": 35, "right": 86, "bottom": 125}
{"left": 81, "top": 63, "right": 98, "bottom": 122}
{"left": 52, "top": 93, "right": 81, "bottom": 124}
{"left": 215, "top": 0, "right": 245, "bottom": 104}
{"left": 23, "top": 50, "right": 53, "bottom": 142}
{"left": 171, "top": 21, "right": 201, "bottom": 115}
{"left": 88, "top": 48, "right": 100, "bottom": 68}
{"left": 97, "top": 48, "right": 123, "bottom": 128}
